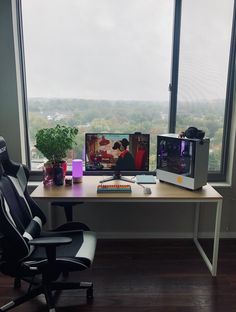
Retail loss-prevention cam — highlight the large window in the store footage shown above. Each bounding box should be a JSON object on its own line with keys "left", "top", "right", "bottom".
{"left": 21, "top": 0, "right": 173, "bottom": 171}
{"left": 20, "top": 0, "right": 235, "bottom": 180}
{"left": 176, "top": 0, "right": 235, "bottom": 175}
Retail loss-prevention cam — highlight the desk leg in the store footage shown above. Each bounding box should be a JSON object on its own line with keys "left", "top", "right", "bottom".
{"left": 193, "top": 200, "right": 222, "bottom": 276}
{"left": 47, "top": 201, "right": 53, "bottom": 230}
{"left": 193, "top": 203, "right": 200, "bottom": 240}
{"left": 212, "top": 199, "right": 222, "bottom": 276}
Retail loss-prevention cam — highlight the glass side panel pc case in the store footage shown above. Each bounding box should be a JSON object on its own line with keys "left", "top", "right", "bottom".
{"left": 85, "top": 133, "right": 150, "bottom": 172}
{"left": 156, "top": 134, "right": 210, "bottom": 190}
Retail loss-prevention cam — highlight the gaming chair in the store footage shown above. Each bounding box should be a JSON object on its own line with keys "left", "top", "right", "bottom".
{"left": 0, "top": 136, "right": 96, "bottom": 311}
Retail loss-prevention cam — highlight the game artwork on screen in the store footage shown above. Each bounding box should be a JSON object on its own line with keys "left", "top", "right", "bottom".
{"left": 85, "top": 133, "right": 149, "bottom": 172}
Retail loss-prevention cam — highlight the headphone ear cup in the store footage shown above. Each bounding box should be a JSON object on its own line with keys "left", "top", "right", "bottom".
{"left": 184, "top": 127, "right": 205, "bottom": 139}
{"left": 184, "top": 127, "right": 198, "bottom": 139}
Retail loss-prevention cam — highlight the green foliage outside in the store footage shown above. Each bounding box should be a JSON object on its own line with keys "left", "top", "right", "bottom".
{"left": 29, "top": 98, "right": 225, "bottom": 172}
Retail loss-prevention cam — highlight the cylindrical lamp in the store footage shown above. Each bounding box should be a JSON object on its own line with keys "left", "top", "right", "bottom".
{"left": 72, "top": 159, "right": 83, "bottom": 183}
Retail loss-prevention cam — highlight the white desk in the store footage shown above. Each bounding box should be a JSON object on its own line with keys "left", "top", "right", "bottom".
{"left": 31, "top": 177, "right": 223, "bottom": 276}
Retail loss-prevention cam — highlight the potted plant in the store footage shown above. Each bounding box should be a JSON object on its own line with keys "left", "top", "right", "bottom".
{"left": 35, "top": 124, "right": 78, "bottom": 185}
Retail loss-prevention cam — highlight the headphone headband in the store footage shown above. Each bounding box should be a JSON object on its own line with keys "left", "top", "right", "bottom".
{"left": 179, "top": 127, "right": 205, "bottom": 140}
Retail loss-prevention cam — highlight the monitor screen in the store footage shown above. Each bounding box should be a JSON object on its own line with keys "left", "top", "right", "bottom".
{"left": 157, "top": 135, "right": 195, "bottom": 177}
{"left": 85, "top": 133, "right": 150, "bottom": 172}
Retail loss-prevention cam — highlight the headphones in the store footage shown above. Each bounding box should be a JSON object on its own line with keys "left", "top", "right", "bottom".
{"left": 182, "top": 127, "right": 205, "bottom": 140}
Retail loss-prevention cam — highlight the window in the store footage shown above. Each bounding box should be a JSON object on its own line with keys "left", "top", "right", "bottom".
{"left": 176, "top": 0, "right": 235, "bottom": 179}
{"left": 20, "top": 0, "right": 235, "bottom": 180}
{"left": 21, "top": 0, "right": 174, "bottom": 171}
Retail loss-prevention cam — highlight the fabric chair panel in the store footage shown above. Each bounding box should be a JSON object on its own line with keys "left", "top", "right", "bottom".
{"left": 0, "top": 192, "right": 30, "bottom": 261}
{"left": 0, "top": 176, "right": 30, "bottom": 231}
{"left": 23, "top": 216, "right": 42, "bottom": 241}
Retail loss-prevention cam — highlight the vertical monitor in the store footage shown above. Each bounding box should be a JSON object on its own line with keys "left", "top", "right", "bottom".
{"left": 85, "top": 133, "right": 150, "bottom": 172}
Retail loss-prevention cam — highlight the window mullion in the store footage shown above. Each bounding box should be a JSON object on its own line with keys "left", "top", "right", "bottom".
{"left": 168, "top": 0, "right": 182, "bottom": 133}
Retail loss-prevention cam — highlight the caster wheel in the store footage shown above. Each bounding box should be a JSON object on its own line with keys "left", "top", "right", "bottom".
{"left": 14, "top": 278, "right": 21, "bottom": 289}
{"left": 87, "top": 286, "right": 93, "bottom": 303}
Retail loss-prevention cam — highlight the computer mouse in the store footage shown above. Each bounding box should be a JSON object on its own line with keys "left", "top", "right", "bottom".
{"left": 143, "top": 187, "right": 152, "bottom": 194}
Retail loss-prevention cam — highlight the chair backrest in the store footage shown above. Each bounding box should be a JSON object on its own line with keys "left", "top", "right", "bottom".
{"left": 0, "top": 167, "right": 40, "bottom": 262}
{"left": 0, "top": 136, "right": 46, "bottom": 225}
{"left": 0, "top": 137, "right": 45, "bottom": 262}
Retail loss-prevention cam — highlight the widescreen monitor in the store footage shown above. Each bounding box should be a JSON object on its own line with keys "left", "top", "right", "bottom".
{"left": 85, "top": 133, "right": 149, "bottom": 172}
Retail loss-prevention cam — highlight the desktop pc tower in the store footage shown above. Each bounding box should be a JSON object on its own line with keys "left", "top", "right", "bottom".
{"left": 156, "top": 134, "right": 210, "bottom": 190}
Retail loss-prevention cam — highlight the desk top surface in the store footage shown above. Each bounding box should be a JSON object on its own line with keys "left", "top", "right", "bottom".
{"left": 31, "top": 176, "right": 222, "bottom": 201}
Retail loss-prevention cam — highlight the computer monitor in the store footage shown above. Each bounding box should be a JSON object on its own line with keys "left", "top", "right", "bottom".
{"left": 85, "top": 133, "right": 149, "bottom": 182}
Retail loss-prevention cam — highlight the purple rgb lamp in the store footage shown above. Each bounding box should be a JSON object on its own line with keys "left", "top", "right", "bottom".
{"left": 72, "top": 159, "right": 83, "bottom": 183}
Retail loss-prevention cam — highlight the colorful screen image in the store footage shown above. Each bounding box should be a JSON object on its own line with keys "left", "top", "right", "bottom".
{"left": 157, "top": 136, "right": 195, "bottom": 177}
{"left": 85, "top": 133, "right": 149, "bottom": 171}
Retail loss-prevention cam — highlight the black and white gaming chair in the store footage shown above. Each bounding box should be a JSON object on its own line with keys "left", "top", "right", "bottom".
{"left": 0, "top": 136, "right": 89, "bottom": 231}
{"left": 0, "top": 137, "right": 96, "bottom": 311}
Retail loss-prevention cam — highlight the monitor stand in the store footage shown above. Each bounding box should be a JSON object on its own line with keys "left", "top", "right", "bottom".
{"left": 99, "top": 171, "right": 135, "bottom": 183}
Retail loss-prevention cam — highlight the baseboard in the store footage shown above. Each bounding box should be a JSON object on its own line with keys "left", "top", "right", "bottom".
{"left": 97, "top": 231, "right": 236, "bottom": 239}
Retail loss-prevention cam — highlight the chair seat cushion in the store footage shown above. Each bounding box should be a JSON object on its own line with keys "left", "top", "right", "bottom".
{"left": 23, "top": 230, "right": 96, "bottom": 272}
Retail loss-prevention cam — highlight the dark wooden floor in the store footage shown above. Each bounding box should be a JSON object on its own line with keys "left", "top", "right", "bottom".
{"left": 1, "top": 239, "right": 236, "bottom": 312}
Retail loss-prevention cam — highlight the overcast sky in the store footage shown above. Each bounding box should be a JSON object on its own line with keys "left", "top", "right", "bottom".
{"left": 22, "top": 0, "right": 234, "bottom": 102}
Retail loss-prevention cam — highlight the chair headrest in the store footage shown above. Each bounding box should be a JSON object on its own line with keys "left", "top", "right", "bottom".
{"left": 0, "top": 137, "right": 9, "bottom": 162}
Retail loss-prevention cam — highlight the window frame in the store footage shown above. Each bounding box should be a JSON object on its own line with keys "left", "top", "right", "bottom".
{"left": 217, "top": 0, "right": 236, "bottom": 182}
{"left": 169, "top": 0, "right": 236, "bottom": 182}
{"left": 16, "top": 0, "right": 236, "bottom": 182}
{"left": 15, "top": 0, "right": 31, "bottom": 166}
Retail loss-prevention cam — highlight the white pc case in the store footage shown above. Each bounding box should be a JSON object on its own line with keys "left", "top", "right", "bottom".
{"left": 156, "top": 134, "right": 210, "bottom": 190}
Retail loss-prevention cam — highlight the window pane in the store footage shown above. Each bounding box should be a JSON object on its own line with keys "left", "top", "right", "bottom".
{"left": 21, "top": 0, "right": 173, "bottom": 171}
{"left": 176, "top": 0, "right": 234, "bottom": 172}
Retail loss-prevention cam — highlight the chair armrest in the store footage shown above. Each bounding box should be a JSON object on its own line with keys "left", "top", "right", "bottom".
{"left": 29, "top": 236, "right": 72, "bottom": 265}
{"left": 29, "top": 236, "right": 72, "bottom": 247}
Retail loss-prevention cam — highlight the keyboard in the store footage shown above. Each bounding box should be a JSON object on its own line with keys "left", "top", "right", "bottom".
{"left": 97, "top": 184, "right": 132, "bottom": 193}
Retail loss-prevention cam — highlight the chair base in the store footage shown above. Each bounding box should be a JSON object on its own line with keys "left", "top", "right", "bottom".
{"left": 0, "top": 279, "right": 93, "bottom": 312}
